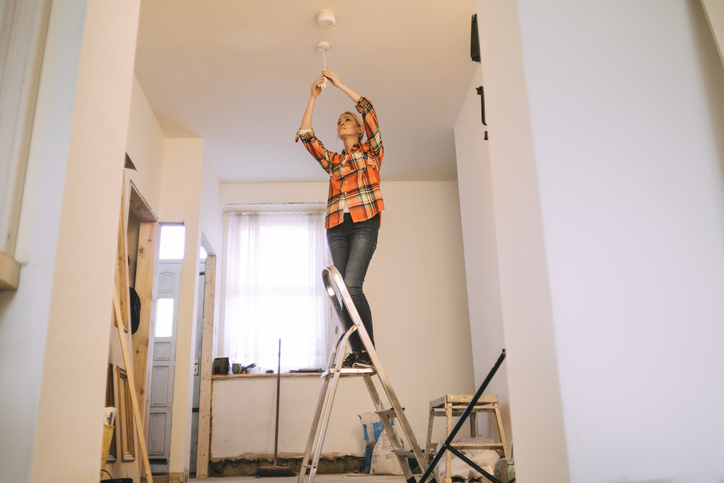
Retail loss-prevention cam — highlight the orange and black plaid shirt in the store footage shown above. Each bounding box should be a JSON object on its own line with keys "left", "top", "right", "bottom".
{"left": 298, "top": 96, "right": 385, "bottom": 229}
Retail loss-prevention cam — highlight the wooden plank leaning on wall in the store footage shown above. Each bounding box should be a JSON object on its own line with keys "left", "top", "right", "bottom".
{"left": 126, "top": 181, "right": 159, "bottom": 440}
{"left": 132, "top": 221, "right": 158, "bottom": 439}
{"left": 114, "top": 191, "right": 153, "bottom": 482}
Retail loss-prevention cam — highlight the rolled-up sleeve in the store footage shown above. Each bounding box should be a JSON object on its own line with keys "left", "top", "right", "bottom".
{"left": 298, "top": 128, "right": 333, "bottom": 173}
{"left": 356, "top": 97, "right": 383, "bottom": 166}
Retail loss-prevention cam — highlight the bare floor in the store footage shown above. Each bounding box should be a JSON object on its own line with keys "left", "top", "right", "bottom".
{"left": 191, "top": 475, "right": 407, "bottom": 483}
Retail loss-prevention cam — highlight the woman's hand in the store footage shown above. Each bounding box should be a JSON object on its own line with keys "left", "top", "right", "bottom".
{"left": 311, "top": 76, "right": 326, "bottom": 98}
{"left": 322, "top": 68, "right": 343, "bottom": 88}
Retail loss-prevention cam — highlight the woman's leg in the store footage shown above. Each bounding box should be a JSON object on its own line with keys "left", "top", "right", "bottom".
{"left": 326, "top": 213, "right": 379, "bottom": 354}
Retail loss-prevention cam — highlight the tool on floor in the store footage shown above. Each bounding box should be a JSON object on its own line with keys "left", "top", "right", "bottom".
{"left": 257, "top": 339, "right": 296, "bottom": 477}
{"left": 297, "top": 266, "right": 426, "bottom": 483}
{"left": 418, "top": 349, "right": 509, "bottom": 483}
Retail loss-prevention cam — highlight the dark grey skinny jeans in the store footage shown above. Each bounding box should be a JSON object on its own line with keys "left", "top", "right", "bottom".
{"left": 326, "top": 213, "right": 380, "bottom": 353}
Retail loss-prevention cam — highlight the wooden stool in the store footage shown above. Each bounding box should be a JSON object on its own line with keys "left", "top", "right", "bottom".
{"left": 426, "top": 394, "right": 508, "bottom": 483}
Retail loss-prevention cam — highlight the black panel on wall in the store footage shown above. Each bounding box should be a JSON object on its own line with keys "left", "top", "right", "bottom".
{"left": 471, "top": 14, "right": 481, "bottom": 63}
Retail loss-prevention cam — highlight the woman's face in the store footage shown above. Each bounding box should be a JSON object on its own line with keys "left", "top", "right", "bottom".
{"left": 337, "top": 114, "right": 362, "bottom": 140}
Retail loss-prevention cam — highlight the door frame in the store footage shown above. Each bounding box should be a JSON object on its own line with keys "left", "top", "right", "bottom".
{"left": 194, "top": 252, "right": 217, "bottom": 478}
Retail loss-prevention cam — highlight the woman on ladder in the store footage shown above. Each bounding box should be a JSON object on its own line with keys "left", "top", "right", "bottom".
{"left": 296, "top": 68, "right": 384, "bottom": 368}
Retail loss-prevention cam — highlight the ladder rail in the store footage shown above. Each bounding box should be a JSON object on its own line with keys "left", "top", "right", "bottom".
{"left": 322, "top": 267, "right": 428, "bottom": 469}
{"left": 299, "top": 267, "right": 428, "bottom": 483}
{"left": 298, "top": 325, "right": 357, "bottom": 483}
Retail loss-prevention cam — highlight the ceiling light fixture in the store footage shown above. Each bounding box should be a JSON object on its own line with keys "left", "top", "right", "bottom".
{"left": 317, "top": 10, "right": 336, "bottom": 29}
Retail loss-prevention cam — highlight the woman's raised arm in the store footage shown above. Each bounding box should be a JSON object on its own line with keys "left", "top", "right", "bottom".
{"left": 323, "top": 68, "right": 361, "bottom": 104}
{"left": 300, "top": 75, "right": 326, "bottom": 131}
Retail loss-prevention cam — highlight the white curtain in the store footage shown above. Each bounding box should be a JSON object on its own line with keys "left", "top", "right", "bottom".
{"left": 224, "top": 211, "right": 333, "bottom": 372}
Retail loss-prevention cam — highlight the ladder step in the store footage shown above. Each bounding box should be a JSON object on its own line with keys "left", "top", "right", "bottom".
{"left": 392, "top": 449, "right": 425, "bottom": 457}
{"left": 449, "top": 442, "right": 505, "bottom": 449}
{"left": 376, "top": 407, "right": 404, "bottom": 419}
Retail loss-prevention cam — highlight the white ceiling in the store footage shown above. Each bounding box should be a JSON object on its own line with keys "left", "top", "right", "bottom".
{"left": 135, "top": 0, "right": 477, "bottom": 183}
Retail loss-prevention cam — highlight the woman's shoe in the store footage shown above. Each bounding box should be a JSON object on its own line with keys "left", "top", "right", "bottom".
{"left": 352, "top": 351, "right": 373, "bottom": 368}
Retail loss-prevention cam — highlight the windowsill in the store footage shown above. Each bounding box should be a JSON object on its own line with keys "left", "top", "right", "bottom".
{"left": 0, "top": 250, "right": 20, "bottom": 290}
{"left": 212, "top": 372, "right": 323, "bottom": 380}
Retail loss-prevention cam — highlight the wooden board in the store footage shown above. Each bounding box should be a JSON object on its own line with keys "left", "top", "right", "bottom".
{"left": 129, "top": 180, "right": 157, "bottom": 222}
{"left": 132, "top": 221, "right": 158, "bottom": 434}
{"left": 113, "top": 288, "right": 153, "bottom": 482}
{"left": 0, "top": 249, "right": 20, "bottom": 290}
{"left": 116, "top": 197, "right": 131, "bottom": 332}
{"left": 195, "top": 254, "right": 216, "bottom": 478}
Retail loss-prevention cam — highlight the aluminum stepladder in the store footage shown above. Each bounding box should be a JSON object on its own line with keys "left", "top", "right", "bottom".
{"left": 297, "top": 266, "right": 426, "bottom": 483}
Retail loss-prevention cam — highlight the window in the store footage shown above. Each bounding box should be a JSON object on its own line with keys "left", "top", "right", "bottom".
{"left": 155, "top": 298, "right": 174, "bottom": 338}
{"left": 223, "top": 211, "right": 333, "bottom": 372}
{"left": 158, "top": 224, "right": 185, "bottom": 260}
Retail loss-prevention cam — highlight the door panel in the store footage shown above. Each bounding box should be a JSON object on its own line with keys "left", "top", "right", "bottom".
{"left": 147, "top": 413, "right": 167, "bottom": 456}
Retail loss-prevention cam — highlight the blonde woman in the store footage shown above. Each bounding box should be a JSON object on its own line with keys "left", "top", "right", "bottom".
{"left": 296, "top": 68, "right": 384, "bottom": 368}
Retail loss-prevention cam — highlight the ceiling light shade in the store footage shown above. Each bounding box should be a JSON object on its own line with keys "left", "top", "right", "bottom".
{"left": 317, "top": 10, "right": 336, "bottom": 28}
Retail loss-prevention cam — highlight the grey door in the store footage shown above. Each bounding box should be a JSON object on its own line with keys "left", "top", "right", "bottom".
{"left": 147, "top": 261, "right": 182, "bottom": 473}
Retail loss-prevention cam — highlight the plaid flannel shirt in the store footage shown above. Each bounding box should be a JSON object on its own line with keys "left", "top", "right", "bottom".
{"left": 297, "top": 96, "right": 385, "bottom": 229}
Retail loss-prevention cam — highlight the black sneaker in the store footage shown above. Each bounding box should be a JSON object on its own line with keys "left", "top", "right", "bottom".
{"left": 353, "top": 351, "right": 373, "bottom": 368}
{"left": 341, "top": 353, "right": 357, "bottom": 368}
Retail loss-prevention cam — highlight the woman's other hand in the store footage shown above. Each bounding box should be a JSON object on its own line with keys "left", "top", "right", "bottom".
{"left": 311, "top": 76, "right": 326, "bottom": 98}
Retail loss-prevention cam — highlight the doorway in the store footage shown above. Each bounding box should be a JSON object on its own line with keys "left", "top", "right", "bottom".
{"left": 147, "top": 224, "right": 186, "bottom": 474}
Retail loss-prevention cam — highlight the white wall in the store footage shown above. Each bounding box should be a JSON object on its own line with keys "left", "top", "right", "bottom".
{"left": 0, "top": 1, "right": 141, "bottom": 482}
{"left": 126, "top": 63, "right": 224, "bottom": 481}
{"left": 453, "top": 65, "right": 511, "bottom": 440}
{"left": 212, "top": 180, "right": 476, "bottom": 459}
{"left": 158, "top": 138, "right": 205, "bottom": 478}
{"left": 198, "top": 156, "right": 224, "bottom": 360}
{"left": 473, "top": 0, "right": 724, "bottom": 481}
{"left": 126, "top": 65, "right": 224, "bottom": 481}
{"left": 0, "top": 2, "right": 88, "bottom": 480}
{"left": 519, "top": 1, "right": 724, "bottom": 481}
{"left": 126, "top": 75, "right": 166, "bottom": 214}
{"left": 475, "top": 2, "right": 570, "bottom": 481}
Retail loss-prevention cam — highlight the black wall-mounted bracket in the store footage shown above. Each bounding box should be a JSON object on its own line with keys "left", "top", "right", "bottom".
{"left": 475, "top": 86, "right": 488, "bottom": 140}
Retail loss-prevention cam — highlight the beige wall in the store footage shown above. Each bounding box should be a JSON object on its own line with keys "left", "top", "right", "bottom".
{"left": 213, "top": 180, "right": 475, "bottom": 458}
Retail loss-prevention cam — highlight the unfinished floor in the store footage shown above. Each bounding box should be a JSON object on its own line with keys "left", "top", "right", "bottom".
{"left": 191, "top": 475, "right": 407, "bottom": 483}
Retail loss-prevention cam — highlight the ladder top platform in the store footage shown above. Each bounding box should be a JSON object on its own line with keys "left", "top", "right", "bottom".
{"left": 430, "top": 394, "right": 499, "bottom": 408}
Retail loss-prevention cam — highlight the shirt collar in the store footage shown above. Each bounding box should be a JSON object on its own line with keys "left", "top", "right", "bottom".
{"left": 342, "top": 142, "right": 362, "bottom": 155}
